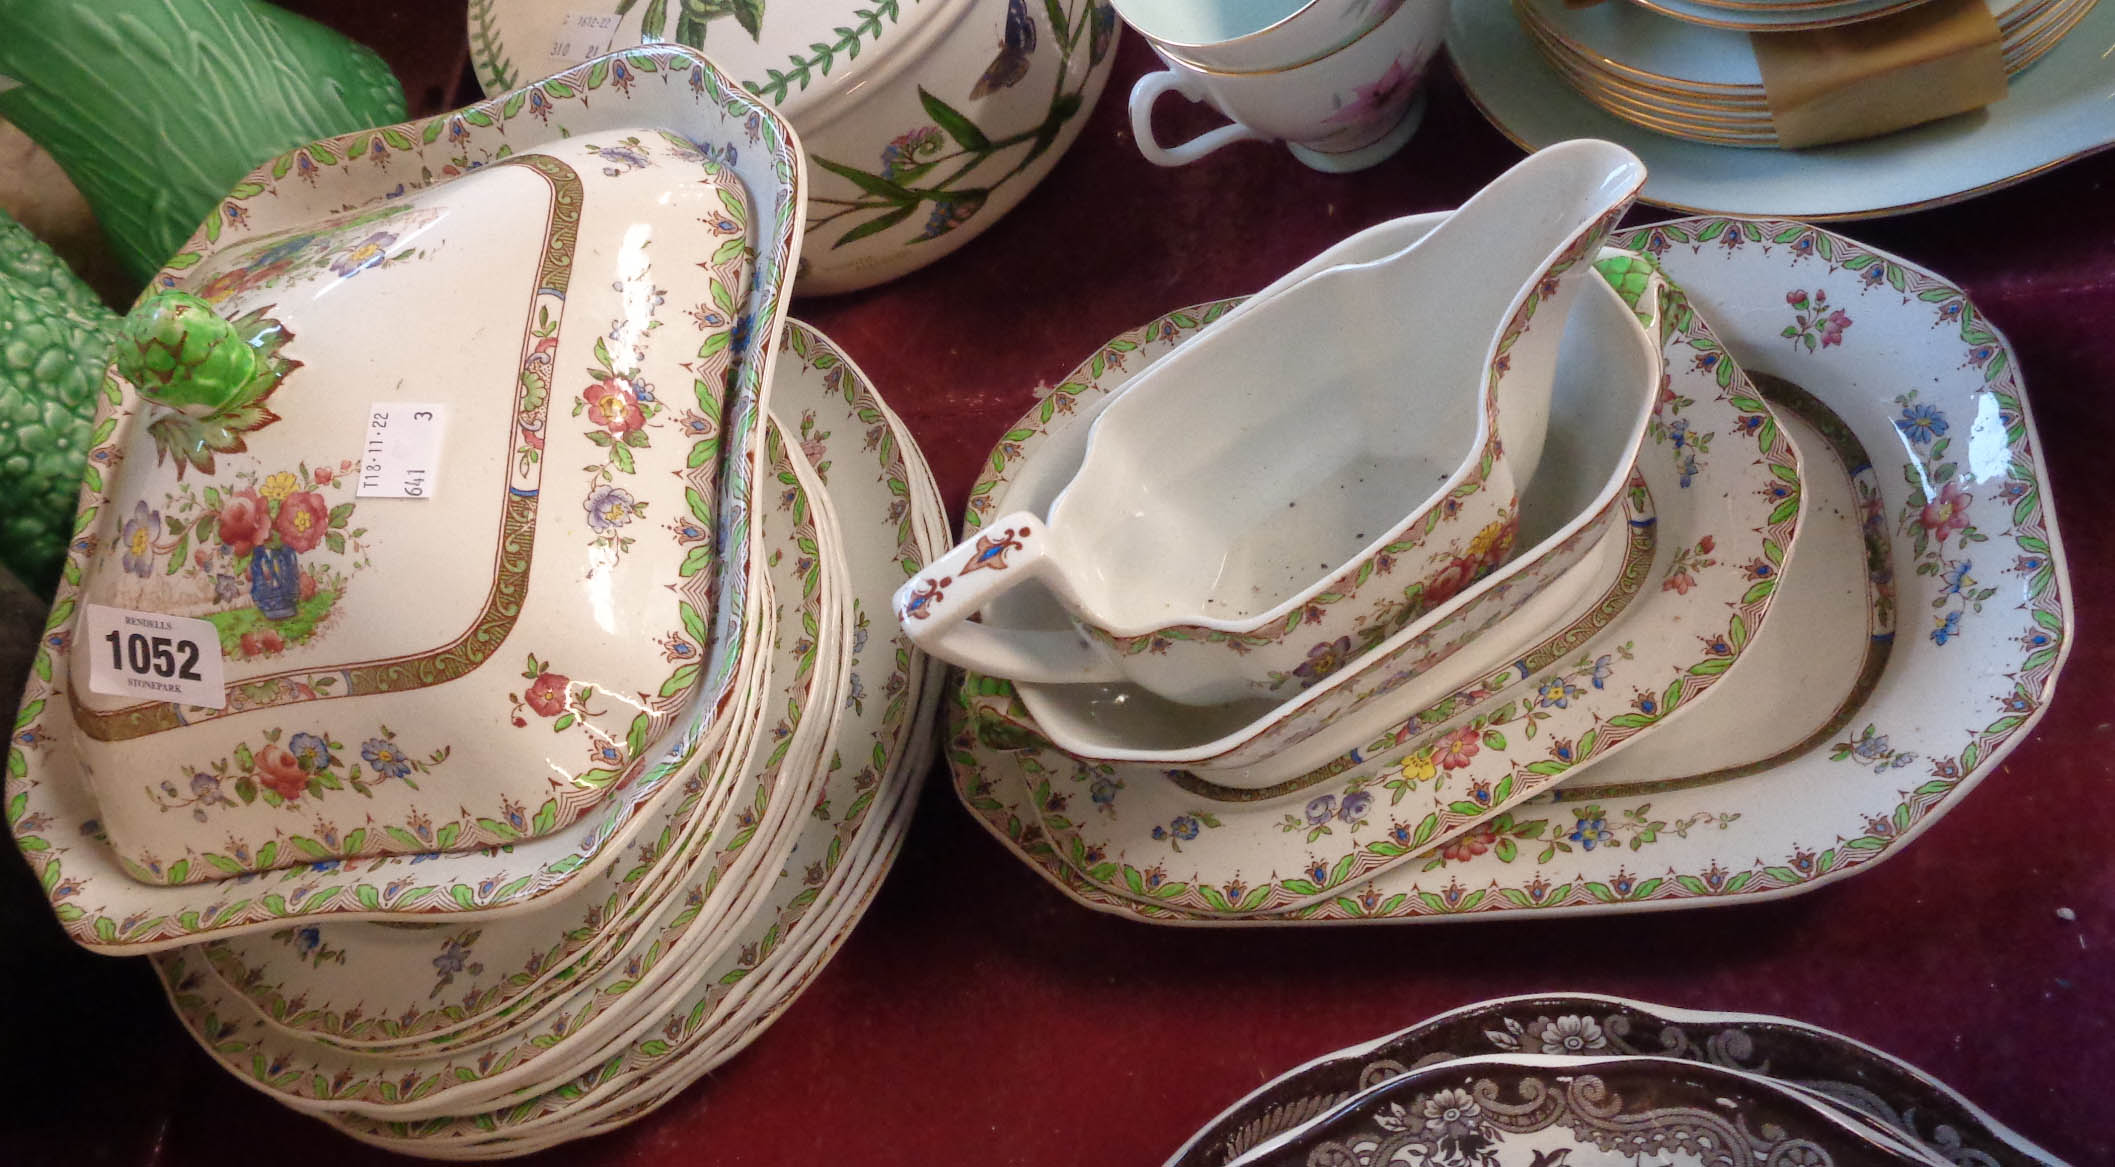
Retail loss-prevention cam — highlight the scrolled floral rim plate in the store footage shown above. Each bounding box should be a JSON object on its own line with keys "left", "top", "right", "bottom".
{"left": 951, "top": 216, "right": 2070, "bottom": 925}
{"left": 1222, "top": 1051, "right": 1942, "bottom": 1167}
{"left": 952, "top": 255, "right": 1802, "bottom": 918}
{"left": 1170, "top": 992, "right": 2062, "bottom": 1167}
{"left": 4, "top": 44, "right": 804, "bottom": 951}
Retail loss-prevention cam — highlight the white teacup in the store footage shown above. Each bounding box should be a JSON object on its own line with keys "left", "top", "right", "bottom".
{"left": 894, "top": 142, "right": 1647, "bottom": 708}
{"left": 1128, "top": 0, "right": 1447, "bottom": 172}
{"left": 1112, "top": 0, "right": 1406, "bottom": 73}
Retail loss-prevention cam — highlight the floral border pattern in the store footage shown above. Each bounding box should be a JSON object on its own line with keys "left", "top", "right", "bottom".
{"left": 950, "top": 217, "right": 2068, "bottom": 926}
{"left": 5, "top": 45, "right": 803, "bottom": 950}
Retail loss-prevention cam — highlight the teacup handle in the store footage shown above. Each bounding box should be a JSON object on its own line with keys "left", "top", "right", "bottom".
{"left": 1129, "top": 68, "right": 1264, "bottom": 167}
{"left": 892, "top": 513, "right": 1126, "bottom": 684}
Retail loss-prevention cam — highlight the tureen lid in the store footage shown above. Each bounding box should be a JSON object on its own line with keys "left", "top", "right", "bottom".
{"left": 471, "top": 0, "right": 982, "bottom": 125}
{"left": 67, "top": 126, "right": 759, "bottom": 880}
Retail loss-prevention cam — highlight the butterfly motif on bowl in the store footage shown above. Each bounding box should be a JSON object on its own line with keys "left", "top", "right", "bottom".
{"left": 971, "top": 0, "right": 1038, "bottom": 97}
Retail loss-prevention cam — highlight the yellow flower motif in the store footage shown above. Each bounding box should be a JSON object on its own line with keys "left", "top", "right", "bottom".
{"left": 1397, "top": 750, "right": 1438, "bottom": 786}
{"left": 260, "top": 471, "right": 299, "bottom": 502}
{"left": 1467, "top": 516, "right": 1510, "bottom": 560}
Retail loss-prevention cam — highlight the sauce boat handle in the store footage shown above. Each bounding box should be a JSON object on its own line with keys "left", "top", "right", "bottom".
{"left": 891, "top": 513, "right": 1124, "bottom": 684}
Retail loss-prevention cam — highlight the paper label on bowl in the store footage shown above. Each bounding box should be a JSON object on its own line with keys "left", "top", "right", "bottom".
{"left": 358, "top": 404, "right": 446, "bottom": 499}
{"left": 83, "top": 604, "right": 227, "bottom": 709}
{"left": 549, "top": 11, "right": 624, "bottom": 66}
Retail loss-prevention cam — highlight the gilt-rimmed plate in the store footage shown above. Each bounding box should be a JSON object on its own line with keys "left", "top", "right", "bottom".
{"left": 953, "top": 217, "right": 2068, "bottom": 925}
{"left": 1451, "top": 0, "right": 2115, "bottom": 219}
{"left": 950, "top": 256, "right": 1801, "bottom": 918}
{"left": 146, "top": 429, "right": 835, "bottom": 1117}
{"left": 1171, "top": 992, "right": 2062, "bottom": 1167}
{"left": 5, "top": 45, "right": 806, "bottom": 952}
{"left": 318, "top": 321, "right": 944, "bottom": 1154}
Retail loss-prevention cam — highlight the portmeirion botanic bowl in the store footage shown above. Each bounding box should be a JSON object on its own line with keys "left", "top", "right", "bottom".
{"left": 468, "top": 0, "right": 1120, "bottom": 294}
{"left": 898, "top": 141, "right": 1646, "bottom": 707}
{"left": 6, "top": 46, "right": 806, "bottom": 950}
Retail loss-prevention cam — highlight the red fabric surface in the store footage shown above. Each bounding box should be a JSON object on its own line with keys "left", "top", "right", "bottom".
{"left": 4, "top": 10, "right": 2113, "bottom": 1165}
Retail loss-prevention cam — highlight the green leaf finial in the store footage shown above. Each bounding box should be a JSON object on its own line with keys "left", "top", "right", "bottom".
{"left": 115, "top": 290, "right": 258, "bottom": 415}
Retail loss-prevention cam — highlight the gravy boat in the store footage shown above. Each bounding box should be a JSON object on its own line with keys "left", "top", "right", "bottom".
{"left": 896, "top": 140, "right": 1648, "bottom": 706}
{"left": 1007, "top": 242, "right": 1664, "bottom": 787}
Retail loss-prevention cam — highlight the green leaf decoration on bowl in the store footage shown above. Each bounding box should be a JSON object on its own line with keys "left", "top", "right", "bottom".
{"left": 112, "top": 290, "right": 300, "bottom": 479}
{"left": 0, "top": 0, "right": 406, "bottom": 285}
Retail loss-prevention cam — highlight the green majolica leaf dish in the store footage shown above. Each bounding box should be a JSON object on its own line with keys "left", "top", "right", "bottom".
{"left": 0, "top": 209, "right": 118, "bottom": 592}
{"left": 0, "top": 0, "right": 407, "bottom": 285}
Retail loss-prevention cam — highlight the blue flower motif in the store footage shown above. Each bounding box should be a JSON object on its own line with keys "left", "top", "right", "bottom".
{"left": 293, "top": 925, "right": 322, "bottom": 955}
{"left": 1568, "top": 815, "right": 1613, "bottom": 851}
{"left": 288, "top": 732, "right": 331, "bottom": 772}
{"left": 1338, "top": 792, "right": 1373, "bottom": 823}
{"left": 1169, "top": 816, "right": 1201, "bottom": 841}
{"left": 1896, "top": 402, "right": 1949, "bottom": 445}
{"left": 362, "top": 737, "right": 413, "bottom": 779}
{"left": 1305, "top": 795, "right": 1337, "bottom": 825}
{"left": 1587, "top": 654, "right": 1615, "bottom": 689}
{"left": 1940, "top": 561, "right": 1973, "bottom": 597}
{"left": 1931, "top": 610, "right": 1962, "bottom": 646}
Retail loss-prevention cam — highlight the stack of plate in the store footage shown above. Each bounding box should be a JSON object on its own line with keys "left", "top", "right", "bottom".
{"left": 947, "top": 214, "right": 2069, "bottom": 926}
{"left": 1165, "top": 993, "right": 2065, "bottom": 1165}
{"left": 1516, "top": 0, "right": 2100, "bottom": 148}
{"left": 4, "top": 47, "right": 949, "bottom": 1158}
{"left": 142, "top": 325, "right": 947, "bottom": 1158}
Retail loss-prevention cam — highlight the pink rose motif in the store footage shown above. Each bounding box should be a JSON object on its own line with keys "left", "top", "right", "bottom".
{"left": 274, "top": 490, "right": 330, "bottom": 552}
{"left": 255, "top": 744, "right": 308, "bottom": 800}
{"left": 525, "top": 671, "right": 570, "bottom": 718}
{"left": 311, "top": 466, "right": 333, "bottom": 485}
{"left": 1919, "top": 481, "right": 1973, "bottom": 542}
{"left": 1421, "top": 555, "right": 1480, "bottom": 612}
{"left": 1819, "top": 309, "right": 1853, "bottom": 347}
{"left": 218, "top": 489, "right": 272, "bottom": 557}
{"left": 584, "top": 378, "right": 645, "bottom": 436}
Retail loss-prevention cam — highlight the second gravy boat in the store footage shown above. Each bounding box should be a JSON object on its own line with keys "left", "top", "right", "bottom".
{"left": 895, "top": 141, "right": 1647, "bottom": 706}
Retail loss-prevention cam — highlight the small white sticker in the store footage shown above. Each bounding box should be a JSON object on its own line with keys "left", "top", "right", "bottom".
{"left": 359, "top": 404, "right": 446, "bottom": 499}
{"left": 549, "top": 11, "right": 623, "bottom": 65}
{"left": 84, "top": 604, "right": 228, "bottom": 708}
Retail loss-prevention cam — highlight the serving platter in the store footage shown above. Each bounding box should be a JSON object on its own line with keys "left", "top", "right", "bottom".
{"left": 1171, "top": 992, "right": 2064, "bottom": 1167}
{"left": 1449, "top": 0, "right": 2115, "bottom": 219}
{"left": 951, "top": 216, "right": 2068, "bottom": 924}
{"left": 952, "top": 253, "right": 1801, "bottom": 919}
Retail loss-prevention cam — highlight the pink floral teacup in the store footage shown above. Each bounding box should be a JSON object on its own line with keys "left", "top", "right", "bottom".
{"left": 1128, "top": 0, "right": 1446, "bottom": 173}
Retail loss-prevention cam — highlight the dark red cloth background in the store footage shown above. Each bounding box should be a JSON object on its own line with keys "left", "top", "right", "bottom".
{"left": 4, "top": 5, "right": 2111, "bottom": 1164}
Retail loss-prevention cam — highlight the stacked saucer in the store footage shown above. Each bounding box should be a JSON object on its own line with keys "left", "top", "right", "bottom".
{"left": 944, "top": 213, "right": 2068, "bottom": 925}
{"left": 4, "top": 48, "right": 946, "bottom": 1158}
{"left": 1515, "top": 0, "right": 2098, "bottom": 148}
{"left": 1166, "top": 993, "right": 2065, "bottom": 1165}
